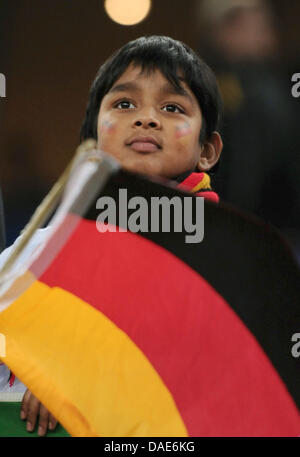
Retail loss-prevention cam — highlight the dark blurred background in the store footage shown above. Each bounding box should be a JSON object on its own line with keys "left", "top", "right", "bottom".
{"left": 0, "top": 0, "right": 300, "bottom": 260}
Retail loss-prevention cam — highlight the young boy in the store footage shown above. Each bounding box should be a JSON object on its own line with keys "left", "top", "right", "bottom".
{"left": 2, "top": 35, "right": 223, "bottom": 436}
{"left": 81, "top": 35, "right": 223, "bottom": 199}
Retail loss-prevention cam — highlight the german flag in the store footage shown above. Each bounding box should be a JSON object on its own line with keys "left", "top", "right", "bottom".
{"left": 0, "top": 152, "right": 300, "bottom": 437}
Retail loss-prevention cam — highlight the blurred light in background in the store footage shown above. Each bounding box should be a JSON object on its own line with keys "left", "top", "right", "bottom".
{"left": 104, "top": 0, "right": 151, "bottom": 26}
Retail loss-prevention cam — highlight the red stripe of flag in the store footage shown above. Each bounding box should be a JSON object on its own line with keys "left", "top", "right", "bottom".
{"left": 39, "top": 217, "right": 300, "bottom": 436}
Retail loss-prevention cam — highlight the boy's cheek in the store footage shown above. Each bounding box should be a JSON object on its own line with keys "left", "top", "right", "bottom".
{"left": 173, "top": 122, "right": 201, "bottom": 159}
{"left": 99, "top": 119, "right": 116, "bottom": 135}
{"left": 173, "top": 122, "right": 195, "bottom": 149}
{"left": 175, "top": 121, "right": 192, "bottom": 139}
{"left": 97, "top": 119, "right": 117, "bottom": 151}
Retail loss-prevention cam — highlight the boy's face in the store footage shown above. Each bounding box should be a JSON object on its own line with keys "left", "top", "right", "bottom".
{"left": 96, "top": 65, "right": 204, "bottom": 179}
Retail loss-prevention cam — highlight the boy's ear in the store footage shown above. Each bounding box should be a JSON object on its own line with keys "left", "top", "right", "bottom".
{"left": 197, "top": 132, "right": 223, "bottom": 171}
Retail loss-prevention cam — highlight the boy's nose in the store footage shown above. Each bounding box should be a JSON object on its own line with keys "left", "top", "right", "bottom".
{"left": 133, "top": 114, "right": 161, "bottom": 130}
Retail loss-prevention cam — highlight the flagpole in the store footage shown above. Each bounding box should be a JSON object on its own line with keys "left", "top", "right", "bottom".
{"left": 0, "top": 139, "right": 97, "bottom": 279}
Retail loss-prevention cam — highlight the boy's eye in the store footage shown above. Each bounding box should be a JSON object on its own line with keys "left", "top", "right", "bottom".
{"left": 162, "top": 104, "right": 184, "bottom": 114}
{"left": 114, "top": 100, "right": 135, "bottom": 110}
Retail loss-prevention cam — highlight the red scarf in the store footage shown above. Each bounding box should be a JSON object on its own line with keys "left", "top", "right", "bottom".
{"left": 177, "top": 172, "right": 219, "bottom": 203}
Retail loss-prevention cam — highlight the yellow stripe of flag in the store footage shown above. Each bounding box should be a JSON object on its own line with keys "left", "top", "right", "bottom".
{"left": 0, "top": 280, "right": 187, "bottom": 437}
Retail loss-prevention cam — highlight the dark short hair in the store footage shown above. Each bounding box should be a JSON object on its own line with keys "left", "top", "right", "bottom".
{"left": 80, "top": 35, "right": 222, "bottom": 145}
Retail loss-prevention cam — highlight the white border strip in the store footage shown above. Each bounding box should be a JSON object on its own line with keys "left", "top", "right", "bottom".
{"left": 0, "top": 391, "right": 24, "bottom": 402}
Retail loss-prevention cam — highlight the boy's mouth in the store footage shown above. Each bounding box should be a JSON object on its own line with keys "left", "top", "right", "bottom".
{"left": 126, "top": 136, "right": 162, "bottom": 153}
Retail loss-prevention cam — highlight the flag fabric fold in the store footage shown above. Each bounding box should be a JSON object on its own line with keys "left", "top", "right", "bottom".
{"left": 0, "top": 154, "right": 299, "bottom": 437}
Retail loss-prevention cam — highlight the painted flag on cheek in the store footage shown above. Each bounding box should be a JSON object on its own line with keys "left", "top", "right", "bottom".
{"left": 0, "top": 151, "right": 299, "bottom": 437}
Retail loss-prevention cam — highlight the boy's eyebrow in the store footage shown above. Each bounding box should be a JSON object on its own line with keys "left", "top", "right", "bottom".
{"left": 109, "top": 80, "right": 195, "bottom": 105}
{"left": 109, "top": 81, "right": 139, "bottom": 94}
{"left": 159, "top": 82, "right": 195, "bottom": 105}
